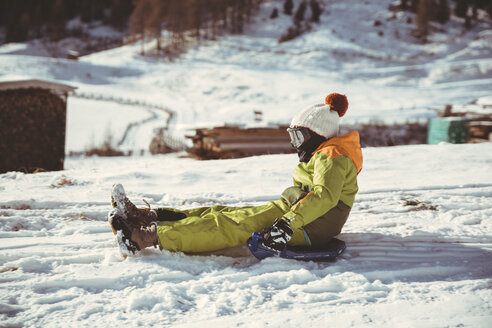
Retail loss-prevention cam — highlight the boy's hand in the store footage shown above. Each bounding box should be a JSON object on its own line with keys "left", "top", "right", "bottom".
{"left": 262, "top": 218, "right": 294, "bottom": 251}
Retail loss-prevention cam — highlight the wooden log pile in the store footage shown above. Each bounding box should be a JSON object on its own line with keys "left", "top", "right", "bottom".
{"left": 0, "top": 88, "right": 66, "bottom": 173}
{"left": 187, "top": 125, "right": 295, "bottom": 159}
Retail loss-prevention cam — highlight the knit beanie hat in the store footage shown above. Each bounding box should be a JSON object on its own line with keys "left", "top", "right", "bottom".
{"left": 290, "top": 93, "right": 348, "bottom": 139}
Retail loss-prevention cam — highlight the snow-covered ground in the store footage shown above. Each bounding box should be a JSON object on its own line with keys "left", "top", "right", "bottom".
{"left": 1, "top": 0, "right": 492, "bottom": 326}
{"left": 1, "top": 143, "right": 491, "bottom": 327}
{"left": 66, "top": 97, "right": 158, "bottom": 153}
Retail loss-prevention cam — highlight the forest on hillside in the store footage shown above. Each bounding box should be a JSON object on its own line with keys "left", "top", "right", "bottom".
{"left": 0, "top": 0, "right": 133, "bottom": 42}
{"left": 1, "top": 0, "right": 491, "bottom": 55}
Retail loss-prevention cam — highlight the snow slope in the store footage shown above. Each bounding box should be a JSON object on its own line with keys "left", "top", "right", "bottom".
{"left": 1, "top": 0, "right": 492, "bottom": 326}
{"left": 66, "top": 97, "right": 156, "bottom": 153}
{"left": 0, "top": 0, "right": 491, "bottom": 153}
{"left": 0, "top": 142, "right": 491, "bottom": 327}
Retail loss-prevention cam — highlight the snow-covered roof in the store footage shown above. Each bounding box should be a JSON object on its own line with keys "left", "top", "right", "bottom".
{"left": 0, "top": 79, "right": 77, "bottom": 94}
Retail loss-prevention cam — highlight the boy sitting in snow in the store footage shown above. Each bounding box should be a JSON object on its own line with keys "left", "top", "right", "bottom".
{"left": 108, "top": 93, "right": 363, "bottom": 256}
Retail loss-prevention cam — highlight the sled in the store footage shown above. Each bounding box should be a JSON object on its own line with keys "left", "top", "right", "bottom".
{"left": 247, "top": 232, "right": 346, "bottom": 262}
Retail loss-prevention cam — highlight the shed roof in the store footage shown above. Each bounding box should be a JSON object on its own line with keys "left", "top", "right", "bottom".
{"left": 0, "top": 79, "right": 77, "bottom": 94}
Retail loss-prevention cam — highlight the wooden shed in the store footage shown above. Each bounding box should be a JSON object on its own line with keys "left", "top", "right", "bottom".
{"left": 187, "top": 125, "right": 295, "bottom": 159}
{"left": 0, "top": 79, "right": 76, "bottom": 173}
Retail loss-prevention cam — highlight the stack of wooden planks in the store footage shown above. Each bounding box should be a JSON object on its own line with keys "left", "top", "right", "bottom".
{"left": 187, "top": 125, "right": 294, "bottom": 159}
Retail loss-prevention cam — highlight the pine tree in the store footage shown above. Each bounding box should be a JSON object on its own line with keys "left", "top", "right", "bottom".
{"left": 434, "top": 0, "right": 450, "bottom": 24}
{"left": 409, "top": 0, "right": 419, "bottom": 12}
{"left": 310, "top": 0, "right": 322, "bottom": 23}
{"left": 454, "top": 0, "right": 469, "bottom": 18}
{"left": 80, "top": 0, "right": 103, "bottom": 22}
{"left": 110, "top": 0, "right": 134, "bottom": 30}
{"left": 295, "top": 1, "right": 307, "bottom": 22}
{"left": 399, "top": 0, "right": 419, "bottom": 12}
{"left": 50, "top": 0, "right": 66, "bottom": 39}
{"left": 270, "top": 8, "right": 279, "bottom": 19}
{"left": 284, "top": 0, "right": 294, "bottom": 15}
{"left": 14, "top": 12, "right": 30, "bottom": 42}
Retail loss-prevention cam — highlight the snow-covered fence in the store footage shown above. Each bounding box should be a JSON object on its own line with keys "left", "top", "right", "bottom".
{"left": 117, "top": 110, "right": 158, "bottom": 147}
{"left": 72, "top": 90, "right": 187, "bottom": 154}
{"left": 149, "top": 128, "right": 187, "bottom": 154}
{"left": 73, "top": 91, "right": 175, "bottom": 122}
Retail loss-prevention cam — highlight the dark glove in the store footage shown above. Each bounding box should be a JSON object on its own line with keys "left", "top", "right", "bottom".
{"left": 262, "top": 218, "right": 294, "bottom": 252}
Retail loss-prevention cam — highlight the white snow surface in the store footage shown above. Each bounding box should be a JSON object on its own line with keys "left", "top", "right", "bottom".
{"left": 1, "top": 143, "right": 491, "bottom": 327}
{"left": 66, "top": 97, "right": 156, "bottom": 153}
{"left": 1, "top": 0, "right": 492, "bottom": 326}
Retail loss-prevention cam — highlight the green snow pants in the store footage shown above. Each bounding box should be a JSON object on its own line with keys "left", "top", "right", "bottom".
{"left": 156, "top": 198, "right": 351, "bottom": 253}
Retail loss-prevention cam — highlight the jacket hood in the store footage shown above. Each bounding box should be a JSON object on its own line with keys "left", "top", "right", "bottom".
{"left": 313, "top": 131, "right": 363, "bottom": 174}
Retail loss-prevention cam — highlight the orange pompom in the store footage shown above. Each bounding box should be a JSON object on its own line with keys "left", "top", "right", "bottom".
{"left": 325, "top": 93, "right": 348, "bottom": 117}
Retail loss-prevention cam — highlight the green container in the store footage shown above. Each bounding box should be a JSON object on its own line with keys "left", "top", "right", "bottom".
{"left": 427, "top": 117, "right": 469, "bottom": 144}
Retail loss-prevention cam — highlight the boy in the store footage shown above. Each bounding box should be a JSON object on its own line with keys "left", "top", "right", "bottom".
{"left": 109, "top": 93, "right": 362, "bottom": 256}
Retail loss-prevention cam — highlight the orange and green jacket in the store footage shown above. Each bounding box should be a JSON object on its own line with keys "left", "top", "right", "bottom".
{"left": 281, "top": 131, "right": 363, "bottom": 233}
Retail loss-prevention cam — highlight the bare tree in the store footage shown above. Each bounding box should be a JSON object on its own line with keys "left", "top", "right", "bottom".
{"left": 416, "top": 0, "right": 433, "bottom": 40}
{"left": 147, "top": 0, "right": 167, "bottom": 52}
{"left": 128, "top": 0, "right": 263, "bottom": 57}
{"left": 130, "top": 0, "right": 153, "bottom": 54}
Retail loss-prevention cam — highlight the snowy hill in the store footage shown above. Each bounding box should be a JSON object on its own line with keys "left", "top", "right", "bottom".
{"left": 0, "top": 0, "right": 492, "bottom": 326}
{"left": 0, "top": 0, "right": 491, "bottom": 153}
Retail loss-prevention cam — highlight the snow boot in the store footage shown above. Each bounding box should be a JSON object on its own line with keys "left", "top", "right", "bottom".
{"left": 110, "top": 183, "right": 158, "bottom": 229}
{"left": 108, "top": 209, "right": 159, "bottom": 256}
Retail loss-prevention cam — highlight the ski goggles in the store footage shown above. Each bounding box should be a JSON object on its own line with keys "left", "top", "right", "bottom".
{"left": 287, "top": 127, "right": 311, "bottom": 148}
